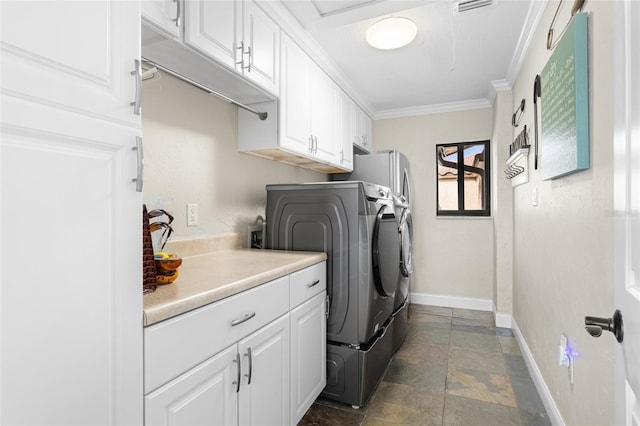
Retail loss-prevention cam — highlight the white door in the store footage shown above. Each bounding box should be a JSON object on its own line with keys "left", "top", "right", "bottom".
{"left": 0, "top": 1, "right": 142, "bottom": 424}
{"left": 339, "top": 90, "right": 355, "bottom": 171}
{"left": 185, "top": 0, "right": 239, "bottom": 70}
{"left": 239, "top": 314, "right": 290, "bottom": 426}
{"left": 280, "top": 34, "right": 312, "bottom": 155}
{"left": 0, "top": 1, "right": 141, "bottom": 126}
{"left": 310, "top": 65, "right": 339, "bottom": 165}
{"left": 145, "top": 345, "right": 239, "bottom": 426}
{"left": 242, "top": 0, "right": 280, "bottom": 96}
{"left": 613, "top": 1, "right": 640, "bottom": 424}
{"left": 290, "top": 292, "right": 327, "bottom": 425}
{"left": 142, "top": 0, "right": 181, "bottom": 39}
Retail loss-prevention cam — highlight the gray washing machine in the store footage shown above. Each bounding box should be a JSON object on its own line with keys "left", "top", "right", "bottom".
{"left": 265, "top": 181, "right": 400, "bottom": 407}
{"left": 391, "top": 193, "right": 413, "bottom": 352}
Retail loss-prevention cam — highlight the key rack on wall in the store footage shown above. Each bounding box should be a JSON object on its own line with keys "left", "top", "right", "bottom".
{"left": 505, "top": 125, "right": 530, "bottom": 187}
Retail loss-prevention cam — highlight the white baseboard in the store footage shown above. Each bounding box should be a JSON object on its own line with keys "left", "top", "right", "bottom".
{"left": 494, "top": 312, "right": 513, "bottom": 328}
{"left": 512, "top": 319, "right": 565, "bottom": 426}
{"left": 410, "top": 292, "right": 514, "bottom": 329}
{"left": 410, "top": 292, "right": 493, "bottom": 312}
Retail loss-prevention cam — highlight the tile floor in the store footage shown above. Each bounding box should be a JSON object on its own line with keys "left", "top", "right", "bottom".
{"left": 299, "top": 304, "right": 551, "bottom": 426}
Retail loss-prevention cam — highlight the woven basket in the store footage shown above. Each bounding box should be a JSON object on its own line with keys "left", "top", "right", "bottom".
{"left": 142, "top": 205, "right": 157, "bottom": 294}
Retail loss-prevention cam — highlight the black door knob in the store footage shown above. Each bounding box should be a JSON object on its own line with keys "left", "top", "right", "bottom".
{"left": 585, "top": 310, "right": 624, "bottom": 343}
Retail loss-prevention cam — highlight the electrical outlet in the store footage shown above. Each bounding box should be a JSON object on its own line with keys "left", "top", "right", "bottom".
{"left": 187, "top": 203, "right": 198, "bottom": 227}
{"left": 559, "top": 334, "right": 570, "bottom": 367}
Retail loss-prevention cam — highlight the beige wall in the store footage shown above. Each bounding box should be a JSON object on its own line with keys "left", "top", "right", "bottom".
{"left": 510, "top": 1, "right": 615, "bottom": 424}
{"left": 374, "top": 108, "right": 495, "bottom": 301}
{"left": 142, "top": 72, "right": 325, "bottom": 245}
{"left": 492, "top": 89, "right": 515, "bottom": 319}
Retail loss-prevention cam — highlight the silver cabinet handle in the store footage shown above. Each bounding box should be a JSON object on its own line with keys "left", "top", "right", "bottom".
{"left": 172, "top": 0, "right": 181, "bottom": 28}
{"left": 232, "top": 352, "right": 241, "bottom": 393}
{"left": 132, "top": 136, "right": 143, "bottom": 192}
{"left": 244, "top": 347, "right": 253, "bottom": 384}
{"left": 308, "top": 136, "right": 313, "bottom": 154}
{"left": 130, "top": 59, "right": 142, "bottom": 115}
{"left": 231, "top": 312, "right": 256, "bottom": 326}
{"left": 307, "top": 279, "right": 320, "bottom": 288}
{"left": 244, "top": 46, "right": 251, "bottom": 72}
{"left": 313, "top": 136, "right": 318, "bottom": 154}
{"left": 236, "top": 41, "right": 244, "bottom": 68}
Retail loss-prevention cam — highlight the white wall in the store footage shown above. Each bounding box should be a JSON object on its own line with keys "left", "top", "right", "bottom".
{"left": 373, "top": 108, "right": 495, "bottom": 302}
{"left": 510, "top": 1, "right": 615, "bottom": 424}
{"left": 142, "top": 71, "right": 325, "bottom": 244}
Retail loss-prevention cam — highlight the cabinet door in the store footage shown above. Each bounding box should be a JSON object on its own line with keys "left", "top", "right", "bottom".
{"left": 339, "top": 91, "right": 355, "bottom": 171}
{"left": 0, "top": 2, "right": 142, "bottom": 424}
{"left": 0, "top": 1, "right": 140, "bottom": 126}
{"left": 280, "top": 35, "right": 312, "bottom": 155}
{"left": 145, "top": 346, "right": 239, "bottom": 426}
{"left": 185, "top": 0, "right": 239, "bottom": 70}
{"left": 290, "top": 292, "right": 327, "bottom": 425}
{"left": 310, "top": 65, "right": 339, "bottom": 165}
{"left": 363, "top": 113, "right": 373, "bottom": 152}
{"left": 242, "top": 0, "right": 280, "bottom": 95}
{"left": 142, "top": 0, "right": 181, "bottom": 39}
{"left": 239, "top": 315, "right": 290, "bottom": 426}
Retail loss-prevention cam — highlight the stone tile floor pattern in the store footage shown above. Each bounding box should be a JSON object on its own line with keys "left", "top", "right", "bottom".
{"left": 299, "top": 304, "right": 551, "bottom": 426}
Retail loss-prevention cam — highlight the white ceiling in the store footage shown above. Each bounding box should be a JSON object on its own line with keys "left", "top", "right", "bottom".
{"left": 281, "top": 0, "right": 537, "bottom": 117}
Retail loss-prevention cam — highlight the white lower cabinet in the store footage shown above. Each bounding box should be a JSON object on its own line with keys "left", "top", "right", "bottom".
{"left": 144, "top": 261, "right": 326, "bottom": 426}
{"left": 238, "top": 315, "right": 290, "bottom": 426}
{"left": 145, "top": 345, "right": 239, "bottom": 425}
{"left": 146, "top": 316, "right": 289, "bottom": 426}
{"left": 290, "top": 292, "right": 327, "bottom": 425}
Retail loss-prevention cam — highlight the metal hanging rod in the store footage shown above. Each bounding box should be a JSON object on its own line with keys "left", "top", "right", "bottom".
{"left": 141, "top": 57, "right": 268, "bottom": 121}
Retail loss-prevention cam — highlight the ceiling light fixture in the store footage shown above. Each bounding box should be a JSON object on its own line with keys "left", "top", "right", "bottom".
{"left": 366, "top": 17, "right": 417, "bottom": 50}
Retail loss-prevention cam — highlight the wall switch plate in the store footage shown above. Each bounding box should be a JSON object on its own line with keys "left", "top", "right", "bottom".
{"left": 187, "top": 203, "right": 198, "bottom": 226}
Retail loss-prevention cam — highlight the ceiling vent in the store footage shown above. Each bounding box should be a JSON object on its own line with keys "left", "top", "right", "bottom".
{"left": 455, "top": 0, "right": 496, "bottom": 13}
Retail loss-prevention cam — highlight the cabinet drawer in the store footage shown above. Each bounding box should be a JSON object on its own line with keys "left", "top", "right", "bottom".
{"left": 290, "top": 262, "right": 326, "bottom": 309}
{"left": 145, "top": 276, "right": 289, "bottom": 393}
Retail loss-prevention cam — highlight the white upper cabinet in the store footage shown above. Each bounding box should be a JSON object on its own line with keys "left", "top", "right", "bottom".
{"left": 353, "top": 106, "right": 373, "bottom": 154}
{"left": 241, "top": 0, "right": 280, "bottom": 95}
{"left": 1, "top": 1, "right": 142, "bottom": 424}
{"left": 239, "top": 34, "right": 350, "bottom": 172}
{"left": 1, "top": 1, "right": 141, "bottom": 127}
{"left": 310, "top": 64, "right": 339, "bottom": 166}
{"left": 142, "top": 0, "right": 181, "bottom": 39}
{"left": 244, "top": 33, "right": 342, "bottom": 171}
{"left": 339, "top": 91, "right": 355, "bottom": 171}
{"left": 279, "top": 34, "right": 312, "bottom": 155}
{"left": 185, "top": 0, "right": 238, "bottom": 69}
{"left": 185, "top": 0, "right": 279, "bottom": 96}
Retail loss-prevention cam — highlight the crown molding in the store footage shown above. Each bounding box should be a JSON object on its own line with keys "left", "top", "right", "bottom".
{"left": 505, "top": 0, "right": 549, "bottom": 85}
{"left": 487, "top": 79, "right": 512, "bottom": 105}
{"left": 374, "top": 98, "right": 491, "bottom": 120}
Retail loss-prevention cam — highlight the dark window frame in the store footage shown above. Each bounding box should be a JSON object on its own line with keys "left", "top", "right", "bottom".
{"left": 436, "top": 140, "right": 491, "bottom": 217}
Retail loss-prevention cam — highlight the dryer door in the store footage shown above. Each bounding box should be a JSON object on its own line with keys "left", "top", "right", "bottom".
{"left": 399, "top": 208, "right": 413, "bottom": 278}
{"left": 372, "top": 203, "right": 401, "bottom": 298}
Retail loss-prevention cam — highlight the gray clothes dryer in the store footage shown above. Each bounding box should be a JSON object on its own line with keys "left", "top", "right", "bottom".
{"left": 266, "top": 181, "right": 401, "bottom": 407}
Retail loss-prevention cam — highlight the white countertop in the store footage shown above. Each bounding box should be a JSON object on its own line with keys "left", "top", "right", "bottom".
{"left": 143, "top": 248, "right": 326, "bottom": 326}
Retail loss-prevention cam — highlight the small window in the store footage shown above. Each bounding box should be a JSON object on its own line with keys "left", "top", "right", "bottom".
{"left": 436, "top": 140, "right": 491, "bottom": 217}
